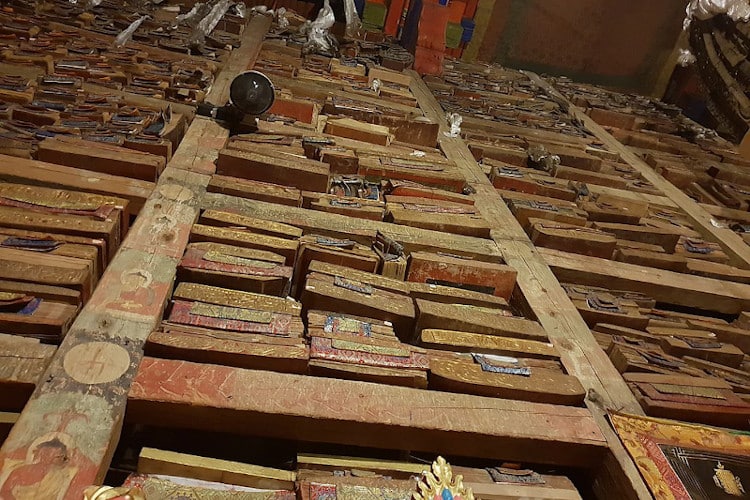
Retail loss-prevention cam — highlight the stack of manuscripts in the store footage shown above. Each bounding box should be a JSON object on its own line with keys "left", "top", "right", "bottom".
{"left": 420, "top": 59, "right": 750, "bottom": 433}
{"left": 0, "top": 0, "right": 250, "bottom": 349}
{"left": 0, "top": 0, "right": 237, "bottom": 167}
{"left": 541, "top": 73, "right": 750, "bottom": 431}
{"left": 552, "top": 75, "right": 750, "bottom": 284}
{"left": 142, "top": 204, "right": 588, "bottom": 409}
{"left": 88, "top": 449, "right": 583, "bottom": 500}
{"left": 0, "top": 183, "right": 130, "bottom": 343}
{"left": 562, "top": 281, "right": 750, "bottom": 429}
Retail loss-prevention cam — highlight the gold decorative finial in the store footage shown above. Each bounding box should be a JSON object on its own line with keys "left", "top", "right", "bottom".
{"left": 83, "top": 485, "right": 145, "bottom": 500}
{"left": 413, "top": 456, "right": 474, "bottom": 500}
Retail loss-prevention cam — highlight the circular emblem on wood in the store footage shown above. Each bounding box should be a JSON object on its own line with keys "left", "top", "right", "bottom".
{"left": 158, "top": 184, "right": 194, "bottom": 202}
{"left": 63, "top": 342, "right": 130, "bottom": 385}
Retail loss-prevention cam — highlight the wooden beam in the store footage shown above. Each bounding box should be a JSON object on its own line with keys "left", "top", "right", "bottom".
{"left": 468, "top": 480, "right": 582, "bottom": 500}
{"left": 407, "top": 72, "right": 652, "bottom": 499}
{"left": 0, "top": 154, "right": 153, "bottom": 214}
{"left": 0, "top": 14, "right": 272, "bottom": 498}
{"left": 296, "top": 453, "right": 428, "bottom": 476}
{"left": 539, "top": 247, "right": 750, "bottom": 314}
{"left": 525, "top": 71, "right": 750, "bottom": 271}
{"left": 137, "top": 447, "right": 296, "bottom": 489}
{"left": 127, "top": 358, "right": 607, "bottom": 468}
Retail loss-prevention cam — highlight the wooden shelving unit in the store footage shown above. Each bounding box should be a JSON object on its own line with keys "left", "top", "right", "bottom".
{"left": 2, "top": 10, "right": 750, "bottom": 500}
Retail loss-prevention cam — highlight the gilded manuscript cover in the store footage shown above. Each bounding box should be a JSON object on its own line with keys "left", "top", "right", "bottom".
{"left": 611, "top": 412, "right": 750, "bottom": 500}
{"left": 123, "top": 474, "right": 296, "bottom": 500}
